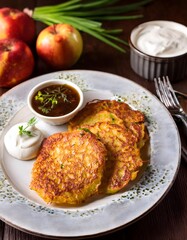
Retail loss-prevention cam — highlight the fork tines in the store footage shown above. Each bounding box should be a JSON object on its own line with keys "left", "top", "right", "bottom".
{"left": 154, "top": 76, "right": 181, "bottom": 109}
{"left": 154, "top": 77, "right": 187, "bottom": 163}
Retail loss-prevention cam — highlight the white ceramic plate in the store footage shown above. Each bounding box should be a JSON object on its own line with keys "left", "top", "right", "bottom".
{"left": 0, "top": 70, "right": 181, "bottom": 238}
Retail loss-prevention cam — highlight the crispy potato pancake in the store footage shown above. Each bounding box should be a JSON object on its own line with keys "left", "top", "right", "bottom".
{"left": 30, "top": 130, "right": 107, "bottom": 205}
{"left": 72, "top": 109, "right": 124, "bottom": 128}
{"left": 31, "top": 100, "right": 149, "bottom": 204}
{"left": 68, "top": 100, "right": 145, "bottom": 131}
{"left": 81, "top": 122, "right": 143, "bottom": 193}
{"left": 68, "top": 100, "right": 147, "bottom": 147}
{"left": 68, "top": 100, "right": 149, "bottom": 194}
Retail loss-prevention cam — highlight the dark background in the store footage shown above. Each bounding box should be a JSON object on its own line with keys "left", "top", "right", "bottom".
{"left": 0, "top": 0, "right": 187, "bottom": 239}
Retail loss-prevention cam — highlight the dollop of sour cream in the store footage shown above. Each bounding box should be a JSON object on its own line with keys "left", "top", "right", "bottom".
{"left": 131, "top": 21, "right": 187, "bottom": 57}
{"left": 4, "top": 122, "right": 44, "bottom": 160}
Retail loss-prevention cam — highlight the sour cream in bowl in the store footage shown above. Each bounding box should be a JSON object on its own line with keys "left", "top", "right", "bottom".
{"left": 129, "top": 20, "right": 187, "bottom": 82}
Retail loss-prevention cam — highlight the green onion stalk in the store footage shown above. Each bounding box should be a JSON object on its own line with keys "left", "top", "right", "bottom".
{"left": 30, "top": 0, "right": 152, "bottom": 53}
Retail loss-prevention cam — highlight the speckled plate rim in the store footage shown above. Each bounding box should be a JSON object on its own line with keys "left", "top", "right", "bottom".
{"left": 0, "top": 70, "right": 181, "bottom": 238}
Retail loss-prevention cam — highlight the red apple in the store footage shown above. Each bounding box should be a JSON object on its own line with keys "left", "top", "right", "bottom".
{"left": 36, "top": 24, "right": 83, "bottom": 69}
{"left": 0, "top": 8, "right": 36, "bottom": 44}
{"left": 0, "top": 38, "right": 34, "bottom": 88}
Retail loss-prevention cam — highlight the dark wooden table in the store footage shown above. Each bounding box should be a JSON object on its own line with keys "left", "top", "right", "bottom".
{"left": 0, "top": 0, "right": 187, "bottom": 239}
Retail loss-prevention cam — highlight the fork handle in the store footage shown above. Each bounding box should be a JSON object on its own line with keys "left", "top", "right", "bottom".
{"left": 175, "top": 113, "right": 187, "bottom": 163}
{"left": 175, "top": 112, "right": 187, "bottom": 128}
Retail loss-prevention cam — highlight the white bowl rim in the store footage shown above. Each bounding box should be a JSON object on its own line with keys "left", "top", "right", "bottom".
{"left": 129, "top": 20, "right": 187, "bottom": 59}
{"left": 27, "top": 79, "right": 84, "bottom": 120}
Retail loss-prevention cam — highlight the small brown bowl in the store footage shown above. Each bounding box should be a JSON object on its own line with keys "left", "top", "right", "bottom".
{"left": 129, "top": 21, "right": 187, "bottom": 82}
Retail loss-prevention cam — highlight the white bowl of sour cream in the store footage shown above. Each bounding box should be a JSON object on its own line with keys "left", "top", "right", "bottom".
{"left": 129, "top": 20, "right": 187, "bottom": 82}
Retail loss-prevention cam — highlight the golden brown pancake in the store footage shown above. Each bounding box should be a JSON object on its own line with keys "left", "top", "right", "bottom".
{"left": 31, "top": 100, "right": 149, "bottom": 205}
{"left": 69, "top": 109, "right": 124, "bottom": 127}
{"left": 30, "top": 130, "right": 107, "bottom": 205}
{"left": 68, "top": 100, "right": 149, "bottom": 194}
{"left": 68, "top": 100, "right": 145, "bottom": 131}
{"left": 81, "top": 122, "right": 143, "bottom": 194}
{"left": 68, "top": 99, "right": 147, "bottom": 147}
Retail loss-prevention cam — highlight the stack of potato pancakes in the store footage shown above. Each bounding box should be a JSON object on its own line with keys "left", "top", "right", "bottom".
{"left": 30, "top": 100, "right": 149, "bottom": 205}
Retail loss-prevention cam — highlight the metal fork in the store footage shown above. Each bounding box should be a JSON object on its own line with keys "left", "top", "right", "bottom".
{"left": 154, "top": 76, "right": 187, "bottom": 125}
{"left": 154, "top": 76, "right": 187, "bottom": 162}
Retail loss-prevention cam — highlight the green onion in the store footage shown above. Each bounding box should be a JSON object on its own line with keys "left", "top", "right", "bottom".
{"left": 33, "top": 0, "right": 152, "bottom": 53}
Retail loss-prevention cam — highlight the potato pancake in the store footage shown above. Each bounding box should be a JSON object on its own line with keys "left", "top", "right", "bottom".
{"left": 81, "top": 122, "right": 143, "bottom": 194}
{"left": 71, "top": 109, "right": 124, "bottom": 128}
{"left": 68, "top": 100, "right": 145, "bottom": 131}
{"left": 30, "top": 130, "right": 107, "bottom": 205}
{"left": 68, "top": 99, "right": 149, "bottom": 194}
{"left": 68, "top": 100, "right": 147, "bottom": 147}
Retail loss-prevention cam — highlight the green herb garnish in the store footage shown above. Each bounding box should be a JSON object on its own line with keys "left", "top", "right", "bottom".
{"left": 61, "top": 163, "right": 64, "bottom": 169}
{"left": 32, "top": 0, "right": 152, "bottom": 53}
{"left": 35, "top": 85, "right": 70, "bottom": 114}
{"left": 18, "top": 117, "right": 37, "bottom": 137}
{"left": 79, "top": 128, "right": 92, "bottom": 133}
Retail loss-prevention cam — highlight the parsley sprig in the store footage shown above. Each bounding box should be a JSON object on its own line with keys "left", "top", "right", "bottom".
{"left": 18, "top": 117, "right": 37, "bottom": 137}
{"left": 35, "top": 85, "right": 70, "bottom": 114}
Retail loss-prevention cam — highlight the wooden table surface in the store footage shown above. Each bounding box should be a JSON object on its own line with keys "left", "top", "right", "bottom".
{"left": 0, "top": 0, "right": 187, "bottom": 239}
